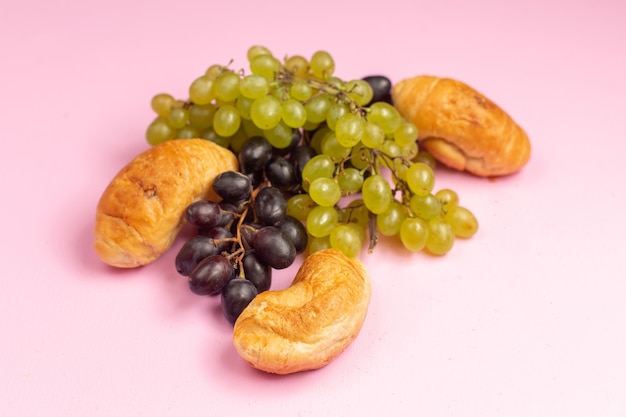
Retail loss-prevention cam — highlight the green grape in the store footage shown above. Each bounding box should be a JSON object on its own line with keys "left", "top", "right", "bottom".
{"left": 321, "top": 132, "right": 351, "bottom": 160}
{"left": 340, "top": 199, "right": 369, "bottom": 228}
{"left": 236, "top": 95, "right": 254, "bottom": 120}
{"left": 189, "top": 75, "right": 215, "bottom": 105}
{"left": 309, "top": 125, "right": 331, "bottom": 154}
{"left": 241, "top": 118, "right": 264, "bottom": 138}
{"left": 350, "top": 143, "right": 370, "bottom": 170}
{"left": 290, "top": 79, "right": 313, "bottom": 101}
{"left": 284, "top": 55, "right": 309, "bottom": 77}
{"left": 146, "top": 117, "right": 176, "bottom": 145}
{"left": 239, "top": 74, "right": 269, "bottom": 99}
{"left": 228, "top": 126, "right": 250, "bottom": 153}
{"left": 361, "top": 121, "right": 385, "bottom": 149}
{"left": 400, "top": 217, "right": 428, "bottom": 252}
{"left": 435, "top": 188, "right": 459, "bottom": 211}
{"left": 444, "top": 206, "right": 478, "bottom": 238}
{"left": 308, "top": 177, "right": 341, "bottom": 207}
{"left": 264, "top": 121, "right": 293, "bottom": 148}
{"left": 344, "top": 79, "right": 374, "bottom": 106}
{"left": 247, "top": 45, "right": 272, "bottom": 61}
{"left": 379, "top": 139, "right": 402, "bottom": 159}
{"left": 167, "top": 106, "right": 189, "bottom": 129}
{"left": 325, "top": 102, "right": 349, "bottom": 131}
{"left": 287, "top": 193, "right": 315, "bottom": 222}
{"left": 250, "top": 95, "right": 282, "bottom": 130}
{"left": 250, "top": 54, "right": 280, "bottom": 79}
{"left": 406, "top": 162, "right": 436, "bottom": 197}
{"left": 306, "top": 205, "right": 339, "bottom": 238}
{"left": 151, "top": 93, "right": 175, "bottom": 118}
{"left": 409, "top": 193, "right": 442, "bottom": 220}
{"left": 271, "top": 84, "right": 290, "bottom": 101}
{"left": 176, "top": 125, "right": 200, "bottom": 139}
{"left": 335, "top": 113, "right": 365, "bottom": 148}
{"left": 393, "top": 121, "right": 419, "bottom": 147}
{"left": 281, "top": 99, "right": 307, "bottom": 128}
{"left": 337, "top": 167, "right": 364, "bottom": 193}
{"left": 212, "top": 104, "right": 241, "bottom": 137}
{"left": 362, "top": 174, "right": 393, "bottom": 214}
{"left": 401, "top": 141, "right": 419, "bottom": 161}
{"left": 367, "top": 102, "right": 402, "bottom": 134}
{"left": 305, "top": 94, "right": 331, "bottom": 123}
{"left": 213, "top": 71, "right": 240, "bottom": 103}
{"left": 310, "top": 50, "right": 335, "bottom": 79}
{"left": 329, "top": 224, "right": 363, "bottom": 258}
{"left": 393, "top": 158, "right": 408, "bottom": 183}
{"left": 201, "top": 127, "right": 231, "bottom": 148}
{"left": 413, "top": 150, "right": 437, "bottom": 170}
{"left": 376, "top": 200, "right": 406, "bottom": 236}
{"left": 301, "top": 154, "right": 335, "bottom": 188}
{"left": 188, "top": 103, "right": 216, "bottom": 129}
{"left": 345, "top": 222, "right": 366, "bottom": 246}
{"left": 307, "top": 235, "right": 331, "bottom": 255}
{"left": 425, "top": 218, "right": 455, "bottom": 255}
{"left": 303, "top": 121, "right": 320, "bottom": 131}
{"left": 205, "top": 64, "right": 223, "bottom": 80}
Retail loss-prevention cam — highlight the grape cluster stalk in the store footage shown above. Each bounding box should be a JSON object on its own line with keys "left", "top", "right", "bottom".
{"left": 146, "top": 45, "right": 479, "bottom": 323}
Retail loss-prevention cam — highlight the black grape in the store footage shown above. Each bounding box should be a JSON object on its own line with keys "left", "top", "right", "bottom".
{"left": 221, "top": 279, "right": 258, "bottom": 325}
{"left": 254, "top": 186, "right": 287, "bottom": 226}
{"left": 185, "top": 200, "right": 222, "bottom": 229}
{"left": 175, "top": 235, "right": 219, "bottom": 276}
{"left": 276, "top": 215, "right": 308, "bottom": 254}
{"left": 188, "top": 254, "right": 234, "bottom": 296}
{"left": 211, "top": 171, "right": 252, "bottom": 205}
{"left": 362, "top": 75, "right": 393, "bottom": 105}
{"left": 242, "top": 250, "right": 272, "bottom": 293}
{"left": 252, "top": 226, "right": 296, "bottom": 270}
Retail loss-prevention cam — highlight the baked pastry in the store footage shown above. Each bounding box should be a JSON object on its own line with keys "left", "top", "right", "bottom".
{"left": 391, "top": 75, "right": 531, "bottom": 177}
{"left": 94, "top": 138, "right": 238, "bottom": 268}
{"left": 233, "top": 248, "right": 371, "bottom": 374}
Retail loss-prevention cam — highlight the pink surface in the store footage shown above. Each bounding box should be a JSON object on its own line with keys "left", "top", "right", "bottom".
{"left": 2, "top": 0, "right": 626, "bottom": 415}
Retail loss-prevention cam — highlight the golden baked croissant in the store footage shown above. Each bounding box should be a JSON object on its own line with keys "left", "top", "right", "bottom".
{"left": 392, "top": 75, "right": 531, "bottom": 177}
{"left": 94, "top": 138, "right": 238, "bottom": 268}
{"left": 233, "top": 248, "right": 371, "bottom": 375}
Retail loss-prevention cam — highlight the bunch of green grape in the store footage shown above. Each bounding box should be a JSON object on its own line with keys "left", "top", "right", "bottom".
{"left": 145, "top": 45, "right": 478, "bottom": 258}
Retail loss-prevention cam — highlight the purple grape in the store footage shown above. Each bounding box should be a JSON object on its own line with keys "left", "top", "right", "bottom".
{"left": 252, "top": 226, "right": 296, "bottom": 270}
{"left": 185, "top": 200, "right": 222, "bottom": 229}
{"left": 175, "top": 235, "right": 219, "bottom": 276}
{"left": 276, "top": 215, "right": 308, "bottom": 254}
{"left": 238, "top": 136, "right": 272, "bottom": 173}
{"left": 242, "top": 250, "right": 272, "bottom": 293}
{"left": 211, "top": 171, "right": 252, "bottom": 205}
{"left": 188, "top": 255, "right": 234, "bottom": 296}
{"left": 254, "top": 186, "right": 287, "bottom": 226}
{"left": 221, "top": 279, "right": 258, "bottom": 325}
{"left": 265, "top": 155, "right": 297, "bottom": 188}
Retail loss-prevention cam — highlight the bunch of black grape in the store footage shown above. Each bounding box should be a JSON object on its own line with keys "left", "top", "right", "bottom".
{"left": 175, "top": 159, "right": 308, "bottom": 325}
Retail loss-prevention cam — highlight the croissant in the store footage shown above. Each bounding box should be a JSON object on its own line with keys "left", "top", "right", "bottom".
{"left": 94, "top": 138, "right": 238, "bottom": 268}
{"left": 392, "top": 75, "right": 531, "bottom": 177}
{"left": 233, "top": 248, "right": 371, "bottom": 375}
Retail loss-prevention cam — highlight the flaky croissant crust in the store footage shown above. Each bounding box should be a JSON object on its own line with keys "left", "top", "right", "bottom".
{"left": 392, "top": 75, "right": 531, "bottom": 177}
{"left": 233, "top": 248, "right": 371, "bottom": 375}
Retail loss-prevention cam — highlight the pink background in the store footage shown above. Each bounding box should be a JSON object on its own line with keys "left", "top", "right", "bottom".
{"left": 2, "top": 0, "right": 625, "bottom": 415}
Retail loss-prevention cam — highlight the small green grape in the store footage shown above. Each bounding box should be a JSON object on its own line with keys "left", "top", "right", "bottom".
{"left": 321, "top": 132, "right": 351, "bottom": 160}
{"left": 399, "top": 217, "right": 428, "bottom": 252}
{"left": 393, "top": 121, "right": 419, "bottom": 147}
{"left": 213, "top": 71, "right": 241, "bottom": 103}
{"left": 361, "top": 121, "right": 385, "bottom": 149}
{"left": 281, "top": 99, "right": 307, "bottom": 128}
{"left": 325, "top": 102, "right": 350, "bottom": 131}
{"left": 290, "top": 79, "right": 313, "bottom": 101}
{"left": 435, "top": 188, "right": 460, "bottom": 211}
{"left": 376, "top": 201, "right": 406, "bottom": 236}
{"left": 409, "top": 193, "right": 442, "bottom": 220}
{"left": 189, "top": 75, "right": 215, "bottom": 105}
{"left": 264, "top": 122, "right": 293, "bottom": 149}
{"left": 337, "top": 167, "right": 364, "bottom": 193}
{"left": 247, "top": 45, "right": 272, "bottom": 61}
{"left": 284, "top": 55, "right": 309, "bottom": 77}
{"left": 329, "top": 224, "right": 363, "bottom": 258}
{"left": 309, "top": 177, "right": 341, "bottom": 207}
{"left": 362, "top": 174, "right": 393, "bottom": 214}
{"left": 301, "top": 154, "right": 335, "bottom": 188}
{"left": 310, "top": 50, "right": 335, "bottom": 79}
{"left": 367, "top": 102, "right": 402, "bottom": 134}
{"left": 212, "top": 104, "right": 241, "bottom": 137}
{"left": 151, "top": 93, "right": 175, "bottom": 118}
{"left": 287, "top": 194, "right": 315, "bottom": 222}
{"left": 335, "top": 113, "right": 365, "bottom": 148}
{"left": 306, "top": 206, "right": 339, "bottom": 238}
{"left": 239, "top": 74, "right": 269, "bottom": 99}
{"left": 250, "top": 95, "right": 282, "bottom": 130}
{"left": 188, "top": 103, "right": 216, "bottom": 130}
{"left": 307, "top": 235, "right": 331, "bottom": 255}
{"left": 406, "top": 162, "right": 436, "bottom": 197}
{"left": 344, "top": 79, "right": 374, "bottom": 106}
{"left": 250, "top": 53, "right": 280, "bottom": 79}
{"left": 305, "top": 94, "right": 331, "bottom": 123}
{"left": 425, "top": 218, "right": 455, "bottom": 255}
{"left": 146, "top": 117, "right": 176, "bottom": 145}
{"left": 444, "top": 206, "right": 478, "bottom": 238}
{"left": 167, "top": 106, "right": 189, "bottom": 129}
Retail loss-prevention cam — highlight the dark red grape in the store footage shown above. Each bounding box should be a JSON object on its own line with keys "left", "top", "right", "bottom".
{"left": 185, "top": 200, "right": 222, "bottom": 229}
{"left": 188, "top": 255, "right": 234, "bottom": 296}
{"left": 289, "top": 144, "right": 317, "bottom": 183}
{"left": 238, "top": 136, "right": 272, "bottom": 173}
{"left": 175, "top": 235, "right": 219, "bottom": 276}
{"left": 221, "top": 279, "right": 258, "bottom": 325}
{"left": 211, "top": 171, "right": 252, "bottom": 205}
{"left": 242, "top": 250, "right": 272, "bottom": 292}
{"left": 202, "top": 226, "right": 234, "bottom": 253}
{"left": 254, "top": 186, "right": 287, "bottom": 226}
{"left": 252, "top": 226, "right": 296, "bottom": 269}
{"left": 276, "top": 215, "right": 308, "bottom": 254}
{"left": 265, "top": 155, "right": 297, "bottom": 188}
